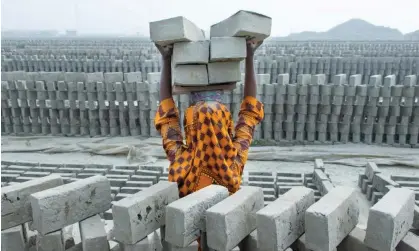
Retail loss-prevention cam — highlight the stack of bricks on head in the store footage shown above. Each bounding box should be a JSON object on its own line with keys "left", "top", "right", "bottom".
{"left": 149, "top": 10, "right": 272, "bottom": 94}
{"left": 2, "top": 160, "right": 418, "bottom": 251}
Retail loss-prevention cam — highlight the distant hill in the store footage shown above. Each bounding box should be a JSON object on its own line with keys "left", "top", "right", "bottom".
{"left": 405, "top": 30, "right": 419, "bottom": 40}
{"left": 275, "top": 19, "right": 407, "bottom": 41}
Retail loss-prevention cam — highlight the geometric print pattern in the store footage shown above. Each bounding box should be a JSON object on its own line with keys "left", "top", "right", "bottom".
{"left": 155, "top": 96, "right": 264, "bottom": 198}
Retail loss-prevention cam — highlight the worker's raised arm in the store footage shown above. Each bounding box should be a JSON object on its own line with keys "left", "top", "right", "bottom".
{"left": 243, "top": 40, "right": 263, "bottom": 98}
{"left": 155, "top": 44, "right": 173, "bottom": 101}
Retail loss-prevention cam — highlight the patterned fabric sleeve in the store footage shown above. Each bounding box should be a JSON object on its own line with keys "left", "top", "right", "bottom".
{"left": 232, "top": 96, "right": 264, "bottom": 173}
{"left": 154, "top": 98, "right": 186, "bottom": 162}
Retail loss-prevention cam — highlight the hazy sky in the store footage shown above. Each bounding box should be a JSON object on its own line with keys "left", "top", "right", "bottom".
{"left": 2, "top": 0, "right": 418, "bottom": 36}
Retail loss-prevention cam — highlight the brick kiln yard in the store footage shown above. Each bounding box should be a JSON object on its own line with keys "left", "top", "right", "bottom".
{"left": 2, "top": 17, "right": 419, "bottom": 249}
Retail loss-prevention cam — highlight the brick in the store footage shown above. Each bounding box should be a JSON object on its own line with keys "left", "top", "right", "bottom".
{"left": 165, "top": 185, "right": 228, "bottom": 247}
{"left": 150, "top": 16, "right": 205, "bottom": 45}
{"left": 86, "top": 72, "right": 104, "bottom": 83}
{"left": 112, "top": 181, "right": 179, "bottom": 244}
{"left": 366, "top": 184, "right": 374, "bottom": 200}
{"left": 125, "top": 180, "right": 154, "bottom": 188}
{"left": 365, "top": 188, "right": 415, "bottom": 251}
{"left": 173, "top": 65, "right": 208, "bottom": 86}
{"left": 206, "top": 186, "right": 264, "bottom": 251}
{"left": 37, "top": 230, "right": 66, "bottom": 251}
{"left": 37, "top": 72, "right": 64, "bottom": 82}
{"left": 372, "top": 173, "right": 399, "bottom": 193}
{"left": 305, "top": 186, "right": 359, "bottom": 251}
{"left": 276, "top": 177, "right": 302, "bottom": 183}
{"left": 130, "top": 175, "right": 158, "bottom": 184}
{"left": 64, "top": 72, "right": 86, "bottom": 83}
{"left": 404, "top": 75, "right": 417, "bottom": 87}
{"left": 361, "top": 177, "right": 371, "bottom": 193}
{"left": 1, "top": 174, "right": 63, "bottom": 230}
{"left": 312, "top": 169, "right": 329, "bottom": 187}
{"left": 80, "top": 214, "right": 109, "bottom": 251}
{"left": 365, "top": 162, "right": 380, "bottom": 181}
{"left": 318, "top": 180, "right": 335, "bottom": 196}
{"left": 249, "top": 171, "right": 274, "bottom": 176}
{"left": 108, "top": 169, "right": 135, "bottom": 176}
{"left": 124, "top": 72, "right": 143, "bottom": 83}
{"left": 22, "top": 171, "right": 51, "bottom": 177}
{"left": 173, "top": 41, "right": 209, "bottom": 65}
{"left": 30, "top": 175, "right": 112, "bottom": 234}
{"left": 8, "top": 165, "right": 33, "bottom": 171}
{"left": 135, "top": 169, "right": 161, "bottom": 176}
{"left": 208, "top": 61, "right": 241, "bottom": 84}
{"left": 1, "top": 225, "right": 25, "bottom": 251}
{"left": 1, "top": 173, "right": 20, "bottom": 182}
{"left": 210, "top": 10, "right": 272, "bottom": 42}
{"left": 147, "top": 72, "right": 161, "bottom": 84}
{"left": 277, "top": 172, "right": 303, "bottom": 178}
{"left": 391, "top": 175, "right": 419, "bottom": 182}
{"left": 249, "top": 175, "right": 275, "bottom": 182}
{"left": 139, "top": 165, "right": 164, "bottom": 173}
{"left": 210, "top": 37, "right": 246, "bottom": 62}
{"left": 256, "top": 187, "right": 315, "bottom": 251}
{"left": 104, "top": 72, "right": 123, "bottom": 84}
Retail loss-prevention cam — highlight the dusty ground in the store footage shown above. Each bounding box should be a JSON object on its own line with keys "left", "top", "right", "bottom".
{"left": 2, "top": 135, "right": 419, "bottom": 225}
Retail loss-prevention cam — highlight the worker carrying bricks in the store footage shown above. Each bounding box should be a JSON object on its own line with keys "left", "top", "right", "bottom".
{"left": 150, "top": 10, "right": 271, "bottom": 250}
{"left": 154, "top": 38, "right": 264, "bottom": 196}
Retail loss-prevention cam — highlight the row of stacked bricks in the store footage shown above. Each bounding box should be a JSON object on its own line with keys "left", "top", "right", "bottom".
{"left": 3, "top": 51, "right": 419, "bottom": 90}
{"left": 2, "top": 161, "right": 419, "bottom": 251}
{"left": 271, "top": 73, "right": 419, "bottom": 145}
{"left": 2, "top": 173, "right": 115, "bottom": 251}
{"left": 238, "top": 159, "right": 334, "bottom": 206}
{"left": 0, "top": 56, "right": 163, "bottom": 81}
{"left": 3, "top": 55, "right": 418, "bottom": 89}
{"left": 0, "top": 71, "right": 161, "bottom": 137}
{"left": 2, "top": 56, "right": 419, "bottom": 90}
{"left": 255, "top": 56, "right": 419, "bottom": 85}
{"left": 1, "top": 161, "right": 165, "bottom": 206}
{"left": 1, "top": 39, "right": 156, "bottom": 51}
{"left": 358, "top": 162, "right": 419, "bottom": 230}
{"left": 2, "top": 70, "right": 419, "bottom": 146}
{"left": 3, "top": 42, "right": 419, "bottom": 80}
{"left": 1, "top": 55, "right": 162, "bottom": 75}
{"left": 263, "top": 41, "right": 419, "bottom": 57}
{"left": 2, "top": 39, "right": 418, "bottom": 56}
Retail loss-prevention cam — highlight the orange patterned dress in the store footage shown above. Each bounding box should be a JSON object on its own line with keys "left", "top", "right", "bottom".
{"left": 154, "top": 96, "right": 264, "bottom": 197}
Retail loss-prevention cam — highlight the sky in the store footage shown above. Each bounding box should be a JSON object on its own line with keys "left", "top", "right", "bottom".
{"left": 1, "top": 0, "right": 419, "bottom": 36}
